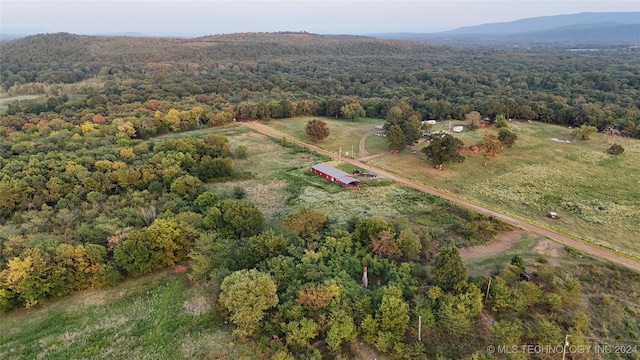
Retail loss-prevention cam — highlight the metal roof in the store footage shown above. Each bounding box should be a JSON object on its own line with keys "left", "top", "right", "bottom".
{"left": 311, "top": 163, "right": 359, "bottom": 184}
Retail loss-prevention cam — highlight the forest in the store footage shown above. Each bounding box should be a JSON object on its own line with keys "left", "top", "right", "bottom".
{"left": 1, "top": 32, "right": 639, "bottom": 359}
{"left": 1, "top": 32, "right": 639, "bottom": 136}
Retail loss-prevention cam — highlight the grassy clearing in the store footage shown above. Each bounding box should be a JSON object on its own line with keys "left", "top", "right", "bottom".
{"left": 265, "top": 117, "right": 386, "bottom": 157}
{"left": 0, "top": 270, "right": 258, "bottom": 360}
{"left": 0, "top": 95, "right": 43, "bottom": 113}
{"left": 153, "top": 123, "right": 252, "bottom": 142}
{"left": 264, "top": 118, "right": 640, "bottom": 259}
{"left": 206, "top": 128, "right": 320, "bottom": 227}
{"left": 461, "top": 231, "right": 551, "bottom": 276}
{"left": 364, "top": 134, "right": 389, "bottom": 155}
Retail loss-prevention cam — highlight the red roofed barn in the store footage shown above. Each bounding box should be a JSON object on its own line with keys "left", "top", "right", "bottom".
{"left": 311, "top": 163, "right": 360, "bottom": 188}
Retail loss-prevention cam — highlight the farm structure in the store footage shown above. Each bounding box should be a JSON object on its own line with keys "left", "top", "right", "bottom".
{"left": 311, "top": 163, "right": 360, "bottom": 188}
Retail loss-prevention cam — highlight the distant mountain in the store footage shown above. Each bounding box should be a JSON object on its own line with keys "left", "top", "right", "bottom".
{"left": 0, "top": 28, "right": 47, "bottom": 41}
{"left": 372, "top": 12, "right": 640, "bottom": 47}
{"left": 443, "top": 12, "right": 639, "bottom": 35}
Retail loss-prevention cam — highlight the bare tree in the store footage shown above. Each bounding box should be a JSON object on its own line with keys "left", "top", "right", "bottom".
{"left": 603, "top": 124, "right": 621, "bottom": 145}
{"left": 140, "top": 205, "right": 157, "bottom": 226}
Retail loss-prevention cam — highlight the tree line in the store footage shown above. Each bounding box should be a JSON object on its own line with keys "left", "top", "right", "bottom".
{"left": 1, "top": 32, "right": 639, "bottom": 138}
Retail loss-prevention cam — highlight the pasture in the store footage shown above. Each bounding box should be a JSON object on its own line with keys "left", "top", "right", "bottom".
{"left": 0, "top": 95, "right": 43, "bottom": 113}
{"left": 265, "top": 116, "right": 385, "bottom": 158}
{"left": 261, "top": 118, "right": 640, "bottom": 259}
{"left": 0, "top": 270, "right": 258, "bottom": 360}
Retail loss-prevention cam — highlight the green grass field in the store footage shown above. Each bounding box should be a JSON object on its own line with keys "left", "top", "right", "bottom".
{"left": 261, "top": 118, "right": 640, "bottom": 259}
{"left": 0, "top": 95, "right": 43, "bottom": 113}
{"left": 205, "top": 127, "right": 322, "bottom": 227}
{"left": 265, "top": 116, "right": 386, "bottom": 158}
{"left": 0, "top": 270, "right": 258, "bottom": 360}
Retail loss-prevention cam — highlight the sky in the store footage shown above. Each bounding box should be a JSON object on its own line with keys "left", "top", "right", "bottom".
{"left": 1, "top": 0, "right": 639, "bottom": 36}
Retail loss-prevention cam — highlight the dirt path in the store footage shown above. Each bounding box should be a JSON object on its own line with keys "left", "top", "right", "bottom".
{"left": 459, "top": 230, "right": 524, "bottom": 261}
{"left": 243, "top": 121, "right": 640, "bottom": 273}
{"left": 359, "top": 152, "right": 390, "bottom": 161}
{"left": 358, "top": 132, "right": 370, "bottom": 157}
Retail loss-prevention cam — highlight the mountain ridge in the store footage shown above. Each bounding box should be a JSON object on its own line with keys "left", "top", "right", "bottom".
{"left": 371, "top": 12, "right": 640, "bottom": 46}
{"left": 442, "top": 11, "right": 639, "bottom": 35}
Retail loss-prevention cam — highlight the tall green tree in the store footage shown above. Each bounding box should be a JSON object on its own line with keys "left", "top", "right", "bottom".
{"left": 340, "top": 103, "right": 365, "bottom": 121}
{"left": 422, "top": 134, "right": 465, "bottom": 170}
{"left": 432, "top": 247, "right": 468, "bottom": 292}
{"left": 495, "top": 114, "right": 508, "bottom": 128}
{"left": 219, "top": 269, "right": 278, "bottom": 337}
{"left": 386, "top": 124, "right": 406, "bottom": 153}
{"left": 204, "top": 200, "right": 264, "bottom": 239}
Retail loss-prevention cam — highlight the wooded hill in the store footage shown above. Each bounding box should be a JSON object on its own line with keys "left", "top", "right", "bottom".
{"left": 2, "top": 32, "right": 640, "bottom": 359}
{"left": 2, "top": 32, "right": 639, "bottom": 138}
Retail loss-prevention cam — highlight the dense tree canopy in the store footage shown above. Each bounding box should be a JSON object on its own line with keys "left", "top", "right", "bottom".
{"left": 2, "top": 32, "right": 638, "bottom": 139}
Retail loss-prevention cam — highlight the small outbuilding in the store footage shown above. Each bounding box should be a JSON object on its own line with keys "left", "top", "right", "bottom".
{"left": 311, "top": 163, "right": 360, "bottom": 188}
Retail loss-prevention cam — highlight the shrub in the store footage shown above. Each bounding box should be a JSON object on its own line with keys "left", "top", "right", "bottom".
{"left": 607, "top": 143, "right": 624, "bottom": 155}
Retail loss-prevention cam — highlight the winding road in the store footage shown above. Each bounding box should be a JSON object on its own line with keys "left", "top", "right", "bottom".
{"left": 244, "top": 121, "right": 640, "bottom": 272}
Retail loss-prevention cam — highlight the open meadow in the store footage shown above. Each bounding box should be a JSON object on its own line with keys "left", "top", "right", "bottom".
{"left": 265, "top": 116, "right": 386, "bottom": 158}
{"left": 0, "top": 270, "right": 258, "bottom": 360}
{"left": 261, "top": 118, "right": 640, "bottom": 259}
{"left": 0, "top": 95, "right": 43, "bottom": 113}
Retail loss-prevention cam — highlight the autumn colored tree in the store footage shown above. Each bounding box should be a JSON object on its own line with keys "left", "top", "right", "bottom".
{"left": 372, "top": 230, "right": 401, "bottom": 260}
{"left": 305, "top": 119, "right": 330, "bottom": 143}
{"left": 283, "top": 207, "right": 327, "bottom": 238}
{"left": 297, "top": 282, "right": 335, "bottom": 310}
{"left": 92, "top": 114, "right": 106, "bottom": 124}
{"left": 478, "top": 134, "right": 504, "bottom": 166}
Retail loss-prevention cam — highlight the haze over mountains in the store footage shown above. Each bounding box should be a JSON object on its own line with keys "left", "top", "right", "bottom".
{"left": 372, "top": 12, "right": 640, "bottom": 46}
{"left": 1, "top": 12, "right": 638, "bottom": 46}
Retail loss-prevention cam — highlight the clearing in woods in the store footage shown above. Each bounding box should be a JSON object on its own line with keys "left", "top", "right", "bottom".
{"left": 0, "top": 270, "right": 258, "bottom": 360}
{"left": 244, "top": 120, "right": 640, "bottom": 272}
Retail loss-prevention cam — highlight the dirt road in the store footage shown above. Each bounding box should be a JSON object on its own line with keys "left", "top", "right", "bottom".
{"left": 243, "top": 121, "right": 640, "bottom": 272}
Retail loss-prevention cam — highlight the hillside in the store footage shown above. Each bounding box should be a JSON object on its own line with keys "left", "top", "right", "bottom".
{"left": 0, "top": 32, "right": 419, "bottom": 69}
